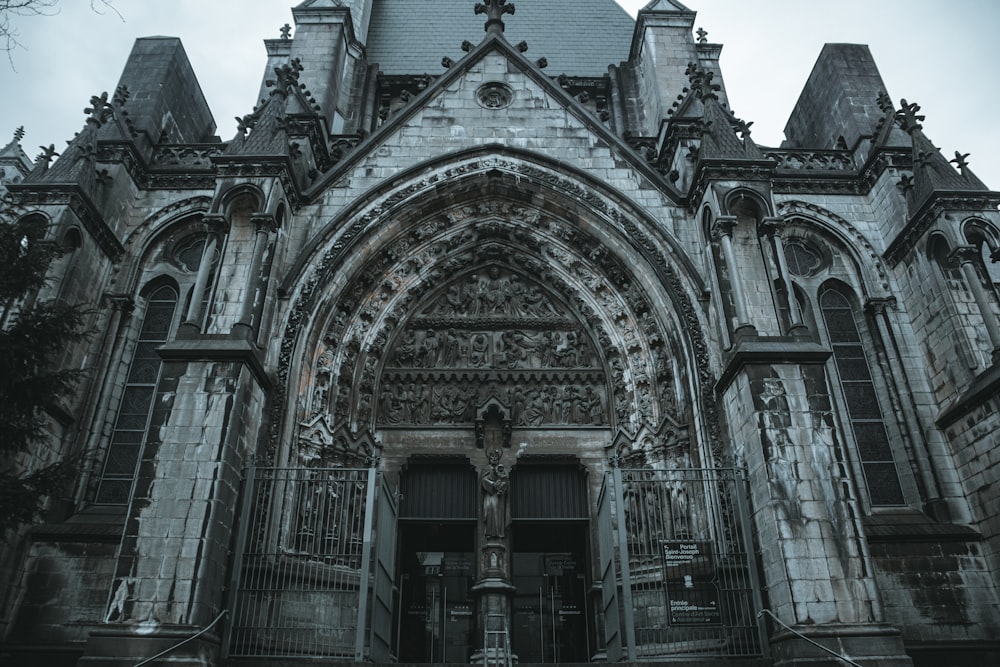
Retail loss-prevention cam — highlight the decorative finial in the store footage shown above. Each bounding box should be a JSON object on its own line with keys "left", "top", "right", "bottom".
{"left": 684, "top": 62, "right": 720, "bottom": 101}
{"left": 84, "top": 92, "right": 114, "bottom": 127}
{"left": 112, "top": 85, "right": 130, "bottom": 107}
{"left": 266, "top": 57, "right": 304, "bottom": 97}
{"left": 876, "top": 90, "right": 894, "bottom": 115}
{"left": 950, "top": 151, "right": 972, "bottom": 175}
{"left": 896, "top": 99, "right": 924, "bottom": 133}
{"left": 13, "top": 126, "right": 25, "bottom": 143}
{"left": 696, "top": 27, "right": 708, "bottom": 44}
{"left": 734, "top": 117, "right": 753, "bottom": 140}
{"left": 235, "top": 114, "right": 256, "bottom": 137}
{"left": 475, "top": 0, "right": 515, "bottom": 36}
{"left": 897, "top": 174, "right": 914, "bottom": 194}
{"left": 280, "top": 23, "right": 292, "bottom": 40}
{"left": 36, "top": 144, "right": 59, "bottom": 165}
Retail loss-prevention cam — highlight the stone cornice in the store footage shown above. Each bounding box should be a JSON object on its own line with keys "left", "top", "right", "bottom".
{"left": 5, "top": 182, "right": 124, "bottom": 261}
{"left": 883, "top": 190, "right": 1000, "bottom": 266}
{"left": 157, "top": 336, "right": 273, "bottom": 391}
{"left": 715, "top": 338, "right": 831, "bottom": 394}
{"left": 935, "top": 362, "right": 1000, "bottom": 429}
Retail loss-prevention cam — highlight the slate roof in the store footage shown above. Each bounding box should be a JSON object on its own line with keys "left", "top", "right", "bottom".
{"left": 365, "top": 0, "right": 635, "bottom": 77}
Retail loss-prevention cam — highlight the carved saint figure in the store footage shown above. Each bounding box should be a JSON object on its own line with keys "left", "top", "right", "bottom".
{"left": 481, "top": 448, "right": 509, "bottom": 539}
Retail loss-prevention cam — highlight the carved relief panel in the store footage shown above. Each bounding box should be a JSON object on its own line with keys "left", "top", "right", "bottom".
{"left": 377, "top": 265, "right": 608, "bottom": 427}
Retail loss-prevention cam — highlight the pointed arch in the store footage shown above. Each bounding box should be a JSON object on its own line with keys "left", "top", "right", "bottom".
{"left": 270, "top": 149, "right": 720, "bottom": 470}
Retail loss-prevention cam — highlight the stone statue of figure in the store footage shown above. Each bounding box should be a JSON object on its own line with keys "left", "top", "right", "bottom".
{"left": 481, "top": 448, "right": 509, "bottom": 539}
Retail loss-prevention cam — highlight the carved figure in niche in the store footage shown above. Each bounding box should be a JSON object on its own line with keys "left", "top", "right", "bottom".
{"left": 539, "top": 331, "right": 559, "bottom": 367}
{"left": 311, "top": 382, "right": 329, "bottom": 416}
{"left": 442, "top": 329, "right": 461, "bottom": 366}
{"left": 523, "top": 284, "right": 556, "bottom": 316}
{"left": 585, "top": 387, "right": 606, "bottom": 424}
{"left": 357, "top": 392, "right": 371, "bottom": 425}
{"left": 394, "top": 330, "right": 416, "bottom": 366}
{"left": 557, "top": 331, "right": 576, "bottom": 366}
{"left": 380, "top": 386, "right": 398, "bottom": 424}
{"left": 443, "top": 284, "right": 464, "bottom": 314}
{"left": 523, "top": 389, "right": 545, "bottom": 426}
{"left": 569, "top": 385, "right": 586, "bottom": 423}
{"left": 392, "top": 385, "right": 408, "bottom": 424}
{"left": 481, "top": 448, "right": 509, "bottom": 538}
{"left": 316, "top": 347, "right": 335, "bottom": 374}
{"left": 483, "top": 266, "right": 508, "bottom": 314}
{"left": 470, "top": 333, "right": 490, "bottom": 367}
{"left": 500, "top": 331, "right": 527, "bottom": 368}
{"left": 420, "top": 330, "right": 438, "bottom": 366}
{"left": 508, "top": 274, "right": 525, "bottom": 315}
{"left": 466, "top": 274, "right": 483, "bottom": 316}
{"left": 413, "top": 383, "right": 429, "bottom": 423}
{"left": 546, "top": 386, "right": 562, "bottom": 423}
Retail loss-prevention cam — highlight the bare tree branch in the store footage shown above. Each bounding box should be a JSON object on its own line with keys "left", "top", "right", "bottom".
{"left": 1, "top": 0, "right": 120, "bottom": 67}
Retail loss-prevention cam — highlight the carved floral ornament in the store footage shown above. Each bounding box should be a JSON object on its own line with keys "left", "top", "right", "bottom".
{"left": 271, "top": 155, "right": 720, "bottom": 464}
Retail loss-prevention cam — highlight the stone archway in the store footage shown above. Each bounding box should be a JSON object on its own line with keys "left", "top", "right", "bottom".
{"left": 252, "top": 157, "right": 733, "bottom": 662}
{"left": 290, "top": 192, "right": 705, "bottom": 470}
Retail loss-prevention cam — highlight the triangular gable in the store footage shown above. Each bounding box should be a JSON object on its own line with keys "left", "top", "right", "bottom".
{"left": 307, "top": 34, "right": 674, "bottom": 200}
{"left": 639, "top": 0, "right": 694, "bottom": 12}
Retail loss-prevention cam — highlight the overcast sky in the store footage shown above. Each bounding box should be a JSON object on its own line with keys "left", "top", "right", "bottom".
{"left": 1, "top": 0, "right": 997, "bottom": 188}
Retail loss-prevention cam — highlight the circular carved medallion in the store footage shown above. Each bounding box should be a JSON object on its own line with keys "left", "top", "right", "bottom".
{"left": 476, "top": 82, "right": 514, "bottom": 109}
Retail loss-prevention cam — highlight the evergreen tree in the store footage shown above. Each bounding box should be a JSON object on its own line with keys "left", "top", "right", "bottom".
{"left": 0, "top": 196, "right": 89, "bottom": 529}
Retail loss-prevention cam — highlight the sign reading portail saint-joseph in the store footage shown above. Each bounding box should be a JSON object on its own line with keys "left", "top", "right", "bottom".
{"left": 662, "top": 540, "right": 721, "bottom": 625}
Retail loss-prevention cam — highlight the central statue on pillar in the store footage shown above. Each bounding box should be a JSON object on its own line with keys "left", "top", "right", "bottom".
{"left": 482, "top": 447, "right": 509, "bottom": 539}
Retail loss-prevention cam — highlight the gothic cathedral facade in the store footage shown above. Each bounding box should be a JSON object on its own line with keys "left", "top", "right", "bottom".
{"left": 2, "top": 1, "right": 999, "bottom": 666}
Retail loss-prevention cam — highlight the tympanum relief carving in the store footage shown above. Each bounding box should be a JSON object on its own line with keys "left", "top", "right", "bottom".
{"left": 377, "top": 265, "right": 608, "bottom": 426}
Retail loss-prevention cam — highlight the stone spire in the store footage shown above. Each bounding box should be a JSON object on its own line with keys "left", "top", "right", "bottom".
{"left": 475, "top": 0, "right": 515, "bottom": 37}
{"left": 684, "top": 63, "right": 763, "bottom": 162}
{"left": 0, "top": 126, "right": 33, "bottom": 189}
{"left": 895, "top": 98, "right": 988, "bottom": 211}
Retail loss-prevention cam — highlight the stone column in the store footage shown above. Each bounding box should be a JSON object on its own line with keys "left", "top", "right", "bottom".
{"left": 473, "top": 447, "right": 516, "bottom": 663}
{"left": 712, "top": 215, "right": 756, "bottom": 337}
{"left": 182, "top": 215, "right": 227, "bottom": 329}
{"left": 865, "top": 297, "right": 971, "bottom": 523}
{"left": 951, "top": 245, "right": 1000, "bottom": 362}
{"left": 234, "top": 213, "right": 276, "bottom": 338}
{"left": 760, "top": 217, "right": 808, "bottom": 336}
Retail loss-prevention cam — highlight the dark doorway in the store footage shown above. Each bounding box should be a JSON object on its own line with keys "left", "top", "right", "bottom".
{"left": 511, "top": 523, "right": 590, "bottom": 663}
{"left": 397, "top": 522, "right": 477, "bottom": 663}
{"left": 396, "top": 461, "right": 479, "bottom": 663}
{"left": 510, "top": 462, "right": 591, "bottom": 662}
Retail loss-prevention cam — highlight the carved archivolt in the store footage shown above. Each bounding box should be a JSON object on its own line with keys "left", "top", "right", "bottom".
{"left": 300, "top": 201, "right": 688, "bottom": 454}
{"left": 274, "top": 155, "right": 718, "bottom": 466}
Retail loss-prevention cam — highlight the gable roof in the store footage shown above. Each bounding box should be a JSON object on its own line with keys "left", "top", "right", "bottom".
{"left": 365, "top": 0, "right": 635, "bottom": 77}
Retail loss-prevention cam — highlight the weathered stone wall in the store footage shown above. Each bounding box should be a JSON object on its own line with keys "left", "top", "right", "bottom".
{"left": 8, "top": 539, "right": 117, "bottom": 645}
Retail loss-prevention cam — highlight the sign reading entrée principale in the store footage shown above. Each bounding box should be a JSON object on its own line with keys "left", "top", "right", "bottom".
{"left": 662, "top": 540, "right": 722, "bottom": 625}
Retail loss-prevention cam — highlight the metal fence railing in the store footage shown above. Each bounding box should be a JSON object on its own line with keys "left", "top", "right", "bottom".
{"left": 601, "top": 467, "right": 766, "bottom": 660}
{"left": 228, "top": 467, "right": 374, "bottom": 659}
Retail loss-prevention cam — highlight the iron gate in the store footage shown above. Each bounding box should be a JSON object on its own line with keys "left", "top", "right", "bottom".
{"left": 227, "top": 466, "right": 388, "bottom": 659}
{"left": 598, "top": 467, "right": 766, "bottom": 660}
{"left": 367, "top": 472, "right": 398, "bottom": 661}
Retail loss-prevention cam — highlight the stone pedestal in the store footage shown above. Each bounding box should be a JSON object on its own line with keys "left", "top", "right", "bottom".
{"left": 78, "top": 627, "right": 221, "bottom": 667}
{"left": 471, "top": 536, "right": 516, "bottom": 664}
{"left": 770, "top": 623, "right": 912, "bottom": 667}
